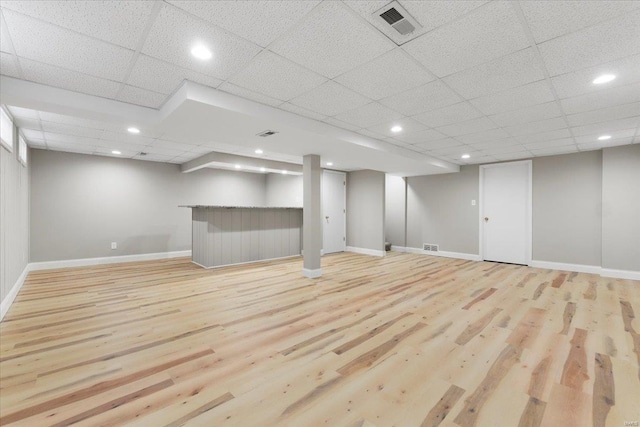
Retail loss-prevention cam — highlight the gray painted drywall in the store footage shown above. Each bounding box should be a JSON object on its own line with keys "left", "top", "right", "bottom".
{"left": 602, "top": 144, "right": 640, "bottom": 271}
{"left": 265, "top": 174, "right": 303, "bottom": 207}
{"left": 406, "top": 165, "right": 479, "bottom": 254}
{"left": 30, "top": 149, "right": 268, "bottom": 262}
{"left": 347, "top": 170, "right": 385, "bottom": 252}
{"left": 0, "top": 138, "right": 29, "bottom": 308}
{"left": 532, "top": 151, "right": 602, "bottom": 266}
{"left": 385, "top": 174, "right": 406, "bottom": 247}
{"left": 303, "top": 154, "right": 322, "bottom": 272}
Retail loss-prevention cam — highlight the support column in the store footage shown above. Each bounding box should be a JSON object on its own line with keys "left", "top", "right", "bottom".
{"left": 302, "top": 154, "right": 322, "bottom": 278}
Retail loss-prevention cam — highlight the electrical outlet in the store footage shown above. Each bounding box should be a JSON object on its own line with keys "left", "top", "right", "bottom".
{"left": 471, "top": 199, "right": 476, "bottom": 206}
{"left": 111, "top": 242, "right": 117, "bottom": 250}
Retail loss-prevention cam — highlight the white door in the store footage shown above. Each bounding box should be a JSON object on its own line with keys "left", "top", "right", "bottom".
{"left": 480, "top": 161, "right": 531, "bottom": 265}
{"left": 322, "top": 170, "right": 346, "bottom": 254}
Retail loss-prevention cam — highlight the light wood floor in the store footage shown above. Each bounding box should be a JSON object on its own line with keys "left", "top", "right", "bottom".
{"left": 1, "top": 253, "right": 639, "bottom": 427}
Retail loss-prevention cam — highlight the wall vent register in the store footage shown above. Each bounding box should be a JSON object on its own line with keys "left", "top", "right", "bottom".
{"left": 423, "top": 243, "right": 439, "bottom": 252}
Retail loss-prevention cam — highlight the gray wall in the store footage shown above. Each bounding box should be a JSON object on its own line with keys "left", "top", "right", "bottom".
{"left": 532, "top": 151, "right": 602, "bottom": 266}
{"left": 385, "top": 174, "right": 406, "bottom": 247}
{"left": 346, "top": 170, "right": 385, "bottom": 252}
{"left": 30, "top": 149, "right": 268, "bottom": 262}
{"left": 602, "top": 144, "right": 640, "bottom": 271}
{"left": 406, "top": 165, "right": 479, "bottom": 254}
{"left": 0, "top": 134, "right": 29, "bottom": 307}
{"left": 265, "top": 174, "right": 303, "bottom": 207}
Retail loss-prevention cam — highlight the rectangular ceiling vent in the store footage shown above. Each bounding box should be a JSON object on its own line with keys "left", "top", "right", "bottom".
{"left": 423, "top": 243, "right": 439, "bottom": 252}
{"left": 375, "top": 2, "right": 420, "bottom": 36}
{"left": 257, "top": 130, "right": 278, "bottom": 137}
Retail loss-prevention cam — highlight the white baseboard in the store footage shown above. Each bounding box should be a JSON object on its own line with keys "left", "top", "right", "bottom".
{"left": 29, "top": 250, "right": 192, "bottom": 271}
{"left": 302, "top": 268, "right": 322, "bottom": 279}
{"left": 0, "top": 264, "right": 30, "bottom": 322}
{"left": 529, "top": 260, "right": 601, "bottom": 275}
{"left": 346, "top": 246, "right": 386, "bottom": 257}
{"left": 397, "top": 246, "right": 482, "bottom": 262}
{"left": 194, "top": 254, "right": 301, "bottom": 269}
{"left": 601, "top": 268, "right": 640, "bottom": 281}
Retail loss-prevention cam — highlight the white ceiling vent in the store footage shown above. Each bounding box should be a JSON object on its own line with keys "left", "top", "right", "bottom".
{"left": 375, "top": 2, "right": 421, "bottom": 37}
{"left": 256, "top": 130, "right": 278, "bottom": 137}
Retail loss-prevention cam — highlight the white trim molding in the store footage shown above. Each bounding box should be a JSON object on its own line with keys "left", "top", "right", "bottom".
{"left": 0, "top": 264, "right": 30, "bottom": 322}
{"left": 346, "top": 246, "right": 386, "bottom": 257}
{"left": 302, "top": 268, "right": 322, "bottom": 279}
{"left": 29, "top": 250, "right": 192, "bottom": 271}
{"left": 395, "top": 246, "right": 482, "bottom": 261}
{"left": 529, "top": 260, "right": 601, "bottom": 275}
{"left": 601, "top": 268, "right": 640, "bottom": 281}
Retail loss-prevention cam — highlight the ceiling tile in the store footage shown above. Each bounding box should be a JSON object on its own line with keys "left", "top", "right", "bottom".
{"left": 578, "top": 137, "right": 635, "bottom": 151}
{"left": 503, "top": 117, "right": 568, "bottom": 137}
{"left": 566, "top": 102, "right": 640, "bottom": 127}
{"left": 0, "top": 52, "right": 20, "bottom": 77}
{"left": 378, "top": 80, "right": 462, "bottom": 116}
{"left": 1, "top": 12, "right": 15, "bottom": 53}
{"left": 41, "top": 121, "right": 104, "bottom": 139}
{"left": 333, "top": 102, "right": 404, "bottom": 129}
{"left": 531, "top": 146, "right": 579, "bottom": 157}
{"left": 43, "top": 132, "right": 100, "bottom": 146}
{"left": 334, "top": 49, "right": 434, "bottom": 100}
{"left": 393, "top": 128, "right": 448, "bottom": 145}
{"left": 289, "top": 81, "right": 370, "bottom": 117}
{"left": 571, "top": 116, "right": 640, "bottom": 136}
{"left": 436, "top": 117, "right": 497, "bottom": 137}
{"left": 520, "top": 0, "right": 640, "bottom": 44}
{"left": 538, "top": 9, "right": 640, "bottom": 76}
{"left": 366, "top": 117, "right": 428, "bottom": 139}
{"left": 412, "top": 102, "right": 483, "bottom": 128}
{"left": 15, "top": 117, "right": 43, "bottom": 130}
{"left": 228, "top": 51, "right": 327, "bottom": 101}
{"left": 278, "top": 102, "right": 327, "bottom": 121}
{"left": 551, "top": 54, "right": 640, "bottom": 99}
{"left": 3, "top": 10, "right": 134, "bottom": 81}
{"left": 142, "top": 4, "right": 262, "bottom": 80}
{"left": 167, "top": 0, "right": 320, "bottom": 47}
{"left": 462, "top": 155, "right": 498, "bottom": 165}
{"left": 116, "top": 85, "right": 167, "bottom": 109}
{"left": 431, "top": 145, "right": 478, "bottom": 157}
{"left": 133, "top": 153, "right": 174, "bottom": 163}
{"left": 149, "top": 138, "right": 198, "bottom": 152}
{"left": 489, "top": 102, "right": 562, "bottom": 127}
{"left": 523, "top": 138, "right": 575, "bottom": 150}
{"left": 20, "top": 128, "right": 44, "bottom": 141}
{"left": 403, "top": 1, "right": 529, "bottom": 77}
{"left": 469, "top": 137, "right": 525, "bottom": 149}
{"left": 322, "top": 117, "right": 361, "bottom": 132}
{"left": 456, "top": 128, "right": 511, "bottom": 144}
{"left": 517, "top": 128, "right": 573, "bottom": 144}
{"left": 413, "top": 138, "right": 463, "bottom": 150}
{"left": 482, "top": 145, "right": 530, "bottom": 156}
{"left": 443, "top": 48, "right": 545, "bottom": 99}
{"left": 127, "top": 55, "right": 222, "bottom": 95}
{"left": 470, "top": 81, "right": 555, "bottom": 115}
{"left": 37, "top": 111, "right": 108, "bottom": 130}
{"left": 217, "top": 82, "right": 283, "bottom": 107}
{"left": 101, "top": 130, "right": 155, "bottom": 145}
{"left": 1, "top": 0, "right": 156, "bottom": 50}
{"left": 560, "top": 83, "right": 640, "bottom": 115}
{"left": 270, "top": 1, "right": 394, "bottom": 78}
{"left": 573, "top": 127, "right": 636, "bottom": 144}
{"left": 47, "top": 141, "right": 97, "bottom": 155}
{"left": 19, "top": 58, "right": 121, "bottom": 99}
{"left": 356, "top": 128, "right": 387, "bottom": 140}
{"left": 493, "top": 150, "right": 533, "bottom": 161}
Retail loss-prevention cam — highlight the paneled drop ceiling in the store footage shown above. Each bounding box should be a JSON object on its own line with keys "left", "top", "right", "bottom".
{"left": 0, "top": 0, "right": 639, "bottom": 171}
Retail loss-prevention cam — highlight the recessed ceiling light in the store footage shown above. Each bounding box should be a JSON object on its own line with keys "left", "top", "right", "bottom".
{"left": 191, "top": 44, "right": 212, "bottom": 60}
{"left": 592, "top": 74, "right": 616, "bottom": 84}
{"left": 127, "top": 127, "right": 140, "bottom": 134}
{"left": 391, "top": 125, "right": 403, "bottom": 133}
{"left": 112, "top": 150, "right": 121, "bottom": 155}
{"left": 598, "top": 135, "right": 612, "bottom": 141}
{"left": 326, "top": 162, "right": 333, "bottom": 166}
{"left": 260, "top": 167, "right": 266, "bottom": 172}
{"left": 235, "top": 164, "right": 241, "bottom": 169}
{"left": 282, "top": 170, "right": 288, "bottom": 175}
{"left": 461, "top": 154, "right": 470, "bottom": 159}
{"left": 255, "top": 149, "right": 263, "bottom": 154}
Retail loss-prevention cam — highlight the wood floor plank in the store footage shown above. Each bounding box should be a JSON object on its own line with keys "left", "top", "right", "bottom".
{"left": 0, "top": 253, "right": 638, "bottom": 426}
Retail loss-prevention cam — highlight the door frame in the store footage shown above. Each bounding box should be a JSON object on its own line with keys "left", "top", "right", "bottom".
{"left": 322, "top": 169, "right": 346, "bottom": 254}
{"left": 478, "top": 160, "right": 532, "bottom": 265}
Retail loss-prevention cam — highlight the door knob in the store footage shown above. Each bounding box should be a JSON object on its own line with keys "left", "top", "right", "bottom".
{"left": 325, "top": 215, "right": 330, "bottom": 223}
{"left": 484, "top": 217, "right": 489, "bottom": 222}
